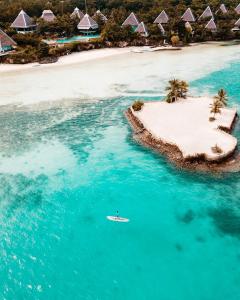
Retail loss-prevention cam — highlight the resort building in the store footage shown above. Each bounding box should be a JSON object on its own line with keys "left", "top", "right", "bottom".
{"left": 235, "top": 4, "right": 240, "bottom": 14}
{"left": 154, "top": 10, "right": 169, "bottom": 24}
{"left": 71, "top": 7, "right": 84, "bottom": 20}
{"left": 185, "top": 21, "right": 193, "bottom": 32}
{"left": 77, "top": 14, "right": 98, "bottom": 34}
{"left": 205, "top": 18, "right": 217, "bottom": 32}
{"left": 158, "top": 23, "right": 165, "bottom": 35}
{"left": 11, "top": 10, "right": 37, "bottom": 33}
{"left": 181, "top": 8, "right": 195, "bottom": 22}
{"left": 217, "top": 3, "right": 228, "bottom": 14}
{"left": 199, "top": 6, "right": 214, "bottom": 20}
{"left": 0, "top": 28, "right": 17, "bottom": 52}
{"left": 41, "top": 10, "right": 56, "bottom": 22}
{"left": 234, "top": 17, "right": 240, "bottom": 28}
{"left": 94, "top": 10, "right": 108, "bottom": 22}
{"left": 135, "top": 22, "right": 149, "bottom": 37}
{"left": 232, "top": 19, "right": 240, "bottom": 31}
{"left": 122, "top": 12, "right": 139, "bottom": 29}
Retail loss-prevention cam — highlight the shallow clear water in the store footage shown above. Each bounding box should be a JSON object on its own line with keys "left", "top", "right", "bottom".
{"left": 0, "top": 44, "right": 240, "bottom": 299}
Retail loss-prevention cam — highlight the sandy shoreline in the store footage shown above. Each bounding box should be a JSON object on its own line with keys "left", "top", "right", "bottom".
{"left": 0, "top": 42, "right": 233, "bottom": 74}
{"left": 0, "top": 47, "right": 134, "bottom": 73}
{"left": 126, "top": 105, "right": 240, "bottom": 173}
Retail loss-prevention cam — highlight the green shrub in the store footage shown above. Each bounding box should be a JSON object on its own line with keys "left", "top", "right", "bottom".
{"left": 209, "top": 117, "right": 216, "bottom": 122}
{"left": 211, "top": 144, "right": 223, "bottom": 154}
{"left": 132, "top": 101, "right": 144, "bottom": 111}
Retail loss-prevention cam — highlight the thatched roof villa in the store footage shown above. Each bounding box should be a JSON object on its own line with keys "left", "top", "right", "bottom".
{"left": 11, "top": 10, "right": 37, "bottom": 33}
{"left": 41, "top": 10, "right": 56, "bottom": 22}
{"left": 205, "top": 18, "right": 217, "bottom": 32}
{"left": 199, "top": 6, "right": 214, "bottom": 20}
{"left": 77, "top": 13, "right": 98, "bottom": 34}
{"left": 135, "top": 22, "right": 149, "bottom": 37}
{"left": 217, "top": 3, "right": 228, "bottom": 14}
{"left": 122, "top": 12, "right": 139, "bottom": 29}
{"left": 154, "top": 10, "right": 169, "bottom": 24}
{"left": 181, "top": 8, "right": 195, "bottom": 22}
{"left": 185, "top": 21, "right": 193, "bottom": 31}
{"left": 0, "top": 28, "right": 16, "bottom": 52}
{"left": 94, "top": 10, "right": 108, "bottom": 22}
{"left": 71, "top": 7, "right": 84, "bottom": 20}
{"left": 158, "top": 23, "right": 165, "bottom": 35}
{"left": 235, "top": 3, "right": 240, "bottom": 14}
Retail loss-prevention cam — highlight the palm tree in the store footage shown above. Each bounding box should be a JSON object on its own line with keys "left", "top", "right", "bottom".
{"left": 214, "top": 89, "right": 228, "bottom": 107}
{"left": 210, "top": 99, "right": 222, "bottom": 118}
{"left": 165, "top": 79, "right": 179, "bottom": 103}
{"left": 165, "top": 79, "right": 189, "bottom": 102}
{"left": 179, "top": 80, "right": 189, "bottom": 98}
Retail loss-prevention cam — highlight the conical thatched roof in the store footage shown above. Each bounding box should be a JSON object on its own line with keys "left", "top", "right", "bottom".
{"left": 185, "top": 21, "right": 193, "bottom": 31}
{"left": 135, "top": 22, "right": 149, "bottom": 37}
{"left": 181, "top": 8, "right": 195, "bottom": 22}
{"left": 199, "top": 6, "right": 214, "bottom": 20}
{"left": 41, "top": 10, "right": 56, "bottom": 22}
{"left": 71, "top": 7, "right": 84, "bottom": 20}
{"left": 122, "top": 12, "right": 139, "bottom": 27}
{"left": 154, "top": 10, "right": 169, "bottom": 24}
{"left": 235, "top": 3, "right": 240, "bottom": 14}
{"left": 94, "top": 10, "right": 108, "bottom": 22}
{"left": 205, "top": 18, "right": 217, "bottom": 31}
{"left": 218, "top": 4, "right": 228, "bottom": 14}
{"left": 77, "top": 14, "right": 98, "bottom": 30}
{"left": 0, "top": 28, "right": 17, "bottom": 50}
{"left": 158, "top": 23, "right": 165, "bottom": 35}
{"left": 235, "top": 17, "right": 240, "bottom": 26}
{"left": 11, "top": 10, "right": 36, "bottom": 29}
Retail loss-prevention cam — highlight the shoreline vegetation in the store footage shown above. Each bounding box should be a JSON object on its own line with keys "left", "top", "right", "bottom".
{"left": 1, "top": 1, "right": 240, "bottom": 64}
{"left": 126, "top": 80, "right": 240, "bottom": 173}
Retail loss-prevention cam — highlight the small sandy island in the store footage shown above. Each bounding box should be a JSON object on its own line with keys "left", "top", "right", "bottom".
{"left": 126, "top": 97, "right": 240, "bottom": 173}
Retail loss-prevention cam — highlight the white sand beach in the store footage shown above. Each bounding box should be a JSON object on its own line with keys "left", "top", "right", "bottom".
{"left": 0, "top": 47, "right": 133, "bottom": 73}
{"left": 0, "top": 42, "right": 240, "bottom": 106}
{"left": 132, "top": 97, "right": 237, "bottom": 161}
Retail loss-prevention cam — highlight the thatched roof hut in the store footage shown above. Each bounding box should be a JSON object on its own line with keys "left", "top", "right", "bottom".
{"left": 185, "top": 21, "right": 193, "bottom": 31}
{"left": 235, "top": 4, "right": 240, "bottom": 14}
{"left": 218, "top": 4, "right": 228, "bottom": 14}
{"left": 11, "top": 10, "right": 36, "bottom": 33}
{"left": 94, "top": 10, "right": 108, "bottom": 22}
{"left": 199, "top": 6, "right": 214, "bottom": 20}
{"left": 41, "top": 10, "right": 56, "bottom": 22}
{"left": 122, "top": 12, "right": 139, "bottom": 27}
{"left": 154, "top": 10, "right": 169, "bottom": 24}
{"left": 77, "top": 14, "right": 98, "bottom": 32}
{"left": 135, "top": 22, "right": 149, "bottom": 37}
{"left": 158, "top": 23, "right": 165, "bottom": 35}
{"left": 205, "top": 18, "right": 217, "bottom": 32}
{"left": 0, "top": 28, "right": 17, "bottom": 52}
{"left": 71, "top": 7, "right": 84, "bottom": 20}
{"left": 181, "top": 8, "right": 195, "bottom": 22}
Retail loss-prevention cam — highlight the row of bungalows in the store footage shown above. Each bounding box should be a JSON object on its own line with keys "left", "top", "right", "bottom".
{"left": 122, "top": 4, "right": 240, "bottom": 35}
{"left": 10, "top": 8, "right": 107, "bottom": 34}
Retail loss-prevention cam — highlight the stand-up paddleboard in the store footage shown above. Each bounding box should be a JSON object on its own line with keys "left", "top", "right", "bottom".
{"left": 107, "top": 216, "right": 129, "bottom": 222}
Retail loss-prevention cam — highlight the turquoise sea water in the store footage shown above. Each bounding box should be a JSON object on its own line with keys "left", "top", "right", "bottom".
{"left": 1, "top": 51, "right": 240, "bottom": 299}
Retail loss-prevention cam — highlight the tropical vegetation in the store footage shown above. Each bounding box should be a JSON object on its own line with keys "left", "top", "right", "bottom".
{"left": 1, "top": 0, "right": 240, "bottom": 63}
{"left": 132, "top": 100, "right": 144, "bottom": 111}
{"left": 209, "top": 88, "right": 228, "bottom": 121}
{"left": 165, "top": 79, "right": 189, "bottom": 103}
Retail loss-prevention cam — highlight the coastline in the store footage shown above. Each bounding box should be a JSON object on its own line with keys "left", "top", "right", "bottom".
{"left": 0, "top": 47, "right": 133, "bottom": 73}
{"left": 0, "top": 41, "right": 236, "bottom": 74}
{"left": 126, "top": 107, "right": 240, "bottom": 173}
